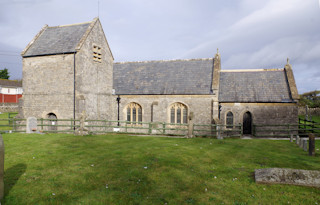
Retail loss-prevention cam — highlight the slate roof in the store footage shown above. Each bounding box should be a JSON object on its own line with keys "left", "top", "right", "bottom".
{"left": 219, "top": 70, "right": 292, "bottom": 102}
{"left": 22, "top": 23, "right": 90, "bottom": 57}
{"left": 113, "top": 58, "right": 214, "bottom": 95}
{"left": 0, "top": 79, "right": 22, "bottom": 87}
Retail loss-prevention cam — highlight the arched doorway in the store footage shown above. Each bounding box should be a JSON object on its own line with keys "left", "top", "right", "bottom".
{"left": 47, "top": 113, "right": 57, "bottom": 131}
{"left": 243, "top": 112, "right": 252, "bottom": 135}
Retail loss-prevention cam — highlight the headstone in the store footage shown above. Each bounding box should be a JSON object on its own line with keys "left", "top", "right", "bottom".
{"left": 0, "top": 135, "right": 4, "bottom": 200}
{"left": 303, "top": 139, "right": 308, "bottom": 152}
{"left": 26, "top": 117, "right": 37, "bottom": 133}
{"left": 309, "top": 133, "right": 316, "bottom": 156}
{"left": 299, "top": 138, "right": 304, "bottom": 148}
{"left": 255, "top": 168, "right": 320, "bottom": 188}
{"left": 295, "top": 135, "right": 300, "bottom": 145}
{"left": 290, "top": 134, "right": 293, "bottom": 142}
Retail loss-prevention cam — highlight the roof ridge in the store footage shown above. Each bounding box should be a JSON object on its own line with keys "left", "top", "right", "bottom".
{"left": 75, "top": 17, "right": 98, "bottom": 51}
{"left": 114, "top": 58, "right": 214, "bottom": 64}
{"left": 221, "top": 68, "right": 284, "bottom": 72}
{"left": 48, "top": 21, "right": 92, "bottom": 28}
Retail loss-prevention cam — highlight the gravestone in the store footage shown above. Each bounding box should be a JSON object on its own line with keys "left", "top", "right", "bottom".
{"left": 290, "top": 134, "right": 293, "bottom": 142}
{"left": 0, "top": 135, "right": 4, "bottom": 200}
{"left": 295, "top": 135, "right": 300, "bottom": 145}
{"left": 255, "top": 168, "right": 320, "bottom": 188}
{"left": 303, "top": 139, "right": 308, "bottom": 152}
{"left": 299, "top": 138, "right": 304, "bottom": 148}
{"left": 309, "top": 133, "right": 316, "bottom": 156}
{"left": 26, "top": 117, "right": 37, "bottom": 133}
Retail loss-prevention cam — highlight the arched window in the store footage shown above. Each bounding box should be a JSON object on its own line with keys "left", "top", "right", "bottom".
{"left": 126, "top": 102, "right": 142, "bottom": 123}
{"left": 170, "top": 103, "right": 188, "bottom": 124}
{"left": 226, "top": 111, "right": 233, "bottom": 128}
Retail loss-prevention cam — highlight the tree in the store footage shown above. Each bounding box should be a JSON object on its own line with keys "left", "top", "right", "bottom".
{"left": 0, "top": 68, "right": 10, "bottom": 79}
{"left": 299, "top": 90, "right": 320, "bottom": 108}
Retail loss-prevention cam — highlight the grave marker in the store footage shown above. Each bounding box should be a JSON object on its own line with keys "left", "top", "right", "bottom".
{"left": 26, "top": 117, "right": 37, "bottom": 133}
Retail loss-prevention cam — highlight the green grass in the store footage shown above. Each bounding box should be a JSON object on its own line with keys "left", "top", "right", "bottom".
{"left": 2, "top": 133, "right": 320, "bottom": 204}
{"left": 312, "top": 116, "right": 320, "bottom": 123}
{"left": 299, "top": 115, "right": 320, "bottom": 123}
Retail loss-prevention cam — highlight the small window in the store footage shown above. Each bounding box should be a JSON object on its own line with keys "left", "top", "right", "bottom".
{"left": 126, "top": 102, "right": 142, "bottom": 124}
{"left": 169, "top": 103, "right": 188, "bottom": 124}
{"left": 93, "top": 44, "right": 102, "bottom": 62}
{"left": 226, "top": 111, "right": 233, "bottom": 128}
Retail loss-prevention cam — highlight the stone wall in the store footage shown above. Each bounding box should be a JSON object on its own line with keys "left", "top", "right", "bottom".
{"left": 298, "top": 107, "right": 320, "bottom": 116}
{"left": 75, "top": 19, "right": 114, "bottom": 120}
{"left": 0, "top": 103, "right": 18, "bottom": 113}
{"left": 114, "top": 95, "right": 216, "bottom": 125}
{"left": 219, "top": 102, "right": 298, "bottom": 136}
{"left": 220, "top": 102, "right": 298, "bottom": 125}
{"left": 21, "top": 54, "right": 74, "bottom": 119}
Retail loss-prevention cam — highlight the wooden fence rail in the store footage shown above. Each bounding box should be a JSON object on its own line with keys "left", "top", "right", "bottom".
{"left": 0, "top": 117, "right": 318, "bottom": 138}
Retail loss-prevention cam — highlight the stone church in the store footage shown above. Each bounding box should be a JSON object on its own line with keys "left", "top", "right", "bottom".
{"left": 19, "top": 18, "right": 299, "bottom": 135}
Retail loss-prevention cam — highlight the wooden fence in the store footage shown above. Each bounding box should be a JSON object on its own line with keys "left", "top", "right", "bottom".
{"left": 0, "top": 118, "right": 242, "bottom": 138}
{"left": 0, "top": 117, "right": 318, "bottom": 138}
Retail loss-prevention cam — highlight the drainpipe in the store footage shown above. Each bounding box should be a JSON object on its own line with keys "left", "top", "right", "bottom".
{"left": 73, "top": 52, "right": 76, "bottom": 130}
{"left": 116, "top": 95, "right": 121, "bottom": 126}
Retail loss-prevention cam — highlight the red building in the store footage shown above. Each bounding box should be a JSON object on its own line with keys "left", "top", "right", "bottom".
{"left": 0, "top": 79, "right": 23, "bottom": 103}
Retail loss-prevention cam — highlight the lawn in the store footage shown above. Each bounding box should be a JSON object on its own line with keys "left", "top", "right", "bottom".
{"left": 2, "top": 133, "right": 320, "bottom": 204}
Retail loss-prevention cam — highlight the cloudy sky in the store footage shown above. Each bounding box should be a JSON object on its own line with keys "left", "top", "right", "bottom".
{"left": 0, "top": 0, "right": 319, "bottom": 93}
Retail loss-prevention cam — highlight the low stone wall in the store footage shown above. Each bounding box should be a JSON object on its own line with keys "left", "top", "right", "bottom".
{"left": 0, "top": 103, "right": 18, "bottom": 113}
{"left": 298, "top": 107, "right": 320, "bottom": 116}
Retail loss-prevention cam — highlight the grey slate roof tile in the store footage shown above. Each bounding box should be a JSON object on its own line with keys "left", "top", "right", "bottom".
{"left": 113, "top": 59, "right": 214, "bottom": 95}
{"left": 22, "top": 23, "right": 90, "bottom": 57}
{"left": 219, "top": 70, "right": 292, "bottom": 102}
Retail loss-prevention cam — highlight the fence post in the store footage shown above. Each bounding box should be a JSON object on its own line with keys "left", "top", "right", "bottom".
{"left": 70, "top": 118, "right": 73, "bottom": 131}
{"left": 217, "top": 124, "right": 222, "bottom": 139}
{"left": 304, "top": 119, "right": 306, "bottom": 134}
{"left": 163, "top": 123, "right": 166, "bottom": 134}
{"left": 287, "top": 124, "right": 290, "bottom": 138}
{"left": 148, "top": 123, "right": 152, "bottom": 134}
{"left": 12, "top": 118, "right": 15, "bottom": 132}
{"left": 41, "top": 118, "right": 43, "bottom": 130}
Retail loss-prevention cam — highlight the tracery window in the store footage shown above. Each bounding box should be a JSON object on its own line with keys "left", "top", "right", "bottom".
{"left": 226, "top": 111, "right": 233, "bottom": 128}
{"left": 126, "top": 102, "right": 142, "bottom": 123}
{"left": 170, "top": 103, "right": 188, "bottom": 124}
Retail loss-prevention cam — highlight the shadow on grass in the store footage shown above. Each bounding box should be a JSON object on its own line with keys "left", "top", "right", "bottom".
{"left": 4, "top": 163, "right": 27, "bottom": 197}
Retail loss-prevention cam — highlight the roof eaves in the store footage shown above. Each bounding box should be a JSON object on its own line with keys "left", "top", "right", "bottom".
{"left": 22, "top": 51, "right": 76, "bottom": 58}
